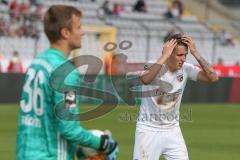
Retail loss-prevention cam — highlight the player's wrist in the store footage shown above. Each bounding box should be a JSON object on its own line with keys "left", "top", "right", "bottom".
{"left": 192, "top": 51, "right": 200, "bottom": 58}
{"left": 98, "top": 135, "right": 108, "bottom": 151}
{"left": 157, "top": 55, "right": 168, "bottom": 65}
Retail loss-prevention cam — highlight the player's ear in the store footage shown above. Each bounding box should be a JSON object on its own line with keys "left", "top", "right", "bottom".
{"left": 60, "top": 27, "right": 70, "bottom": 40}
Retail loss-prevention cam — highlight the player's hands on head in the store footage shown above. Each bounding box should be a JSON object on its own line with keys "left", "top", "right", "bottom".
{"left": 181, "top": 36, "right": 198, "bottom": 55}
{"left": 98, "top": 134, "right": 119, "bottom": 160}
{"left": 162, "top": 39, "right": 177, "bottom": 59}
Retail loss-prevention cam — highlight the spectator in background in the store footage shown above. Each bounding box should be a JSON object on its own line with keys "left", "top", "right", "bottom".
{"left": 19, "top": 0, "right": 30, "bottom": 15}
{"left": 7, "top": 50, "right": 23, "bottom": 73}
{"left": 217, "top": 58, "right": 225, "bottom": 66}
{"left": 105, "top": 53, "right": 127, "bottom": 75}
{"left": 235, "top": 61, "right": 239, "bottom": 66}
{"left": 104, "top": 52, "right": 112, "bottom": 75}
{"left": 0, "top": 18, "right": 7, "bottom": 36}
{"left": 164, "top": 0, "right": 183, "bottom": 20}
{"left": 112, "top": 2, "right": 124, "bottom": 16}
{"left": 29, "top": 0, "right": 40, "bottom": 6}
{"left": 2, "top": 0, "right": 8, "bottom": 5}
{"left": 19, "top": 0, "right": 30, "bottom": 22}
{"left": 164, "top": 3, "right": 180, "bottom": 20}
{"left": 133, "top": 0, "right": 147, "bottom": 13}
{"left": 173, "top": 0, "right": 183, "bottom": 16}
{"left": 219, "top": 29, "right": 235, "bottom": 47}
{"left": 0, "top": 0, "right": 41, "bottom": 38}
{"left": 26, "top": 22, "right": 39, "bottom": 38}
{"left": 97, "top": 0, "right": 113, "bottom": 19}
{"left": 0, "top": 0, "right": 9, "bottom": 12}
{"left": 9, "top": 0, "right": 19, "bottom": 18}
{"left": 101, "top": 0, "right": 112, "bottom": 15}
{"left": 111, "top": 54, "right": 127, "bottom": 75}
{"left": 34, "top": 3, "right": 44, "bottom": 19}
{"left": 8, "top": 17, "right": 19, "bottom": 37}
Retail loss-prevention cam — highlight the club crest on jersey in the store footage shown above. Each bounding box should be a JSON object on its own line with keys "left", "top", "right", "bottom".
{"left": 64, "top": 91, "right": 76, "bottom": 108}
{"left": 177, "top": 74, "right": 183, "bottom": 82}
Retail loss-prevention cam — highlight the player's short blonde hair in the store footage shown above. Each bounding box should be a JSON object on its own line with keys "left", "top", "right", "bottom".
{"left": 165, "top": 34, "right": 188, "bottom": 51}
{"left": 44, "top": 5, "right": 82, "bottom": 43}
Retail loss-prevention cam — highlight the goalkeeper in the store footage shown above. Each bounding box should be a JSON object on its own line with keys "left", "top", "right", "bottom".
{"left": 16, "top": 5, "right": 118, "bottom": 160}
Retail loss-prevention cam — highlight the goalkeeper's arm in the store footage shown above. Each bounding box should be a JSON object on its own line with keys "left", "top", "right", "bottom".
{"left": 57, "top": 118, "right": 118, "bottom": 158}
{"left": 54, "top": 92, "right": 118, "bottom": 157}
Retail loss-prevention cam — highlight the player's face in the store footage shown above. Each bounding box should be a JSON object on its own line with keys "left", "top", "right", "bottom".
{"left": 169, "top": 45, "right": 187, "bottom": 70}
{"left": 68, "top": 14, "right": 84, "bottom": 49}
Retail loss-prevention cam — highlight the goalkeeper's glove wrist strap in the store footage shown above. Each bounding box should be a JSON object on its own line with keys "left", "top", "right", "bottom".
{"left": 98, "top": 135, "right": 118, "bottom": 155}
{"left": 98, "top": 135, "right": 109, "bottom": 151}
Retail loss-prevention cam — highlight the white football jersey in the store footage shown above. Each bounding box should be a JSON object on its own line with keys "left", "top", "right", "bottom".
{"left": 137, "top": 63, "right": 201, "bottom": 129}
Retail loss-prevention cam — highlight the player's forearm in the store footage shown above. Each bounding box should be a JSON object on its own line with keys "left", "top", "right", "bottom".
{"left": 140, "top": 55, "right": 168, "bottom": 84}
{"left": 193, "top": 52, "right": 218, "bottom": 82}
{"left": 59, "top": 121, "right": 101, "bottom": 149}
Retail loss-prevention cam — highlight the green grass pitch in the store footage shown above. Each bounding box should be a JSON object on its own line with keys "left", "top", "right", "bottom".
{"left": 0, "top": 103, "right": 240, "bottom": 160}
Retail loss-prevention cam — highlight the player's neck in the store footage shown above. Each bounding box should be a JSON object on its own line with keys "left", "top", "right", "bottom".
{"left": 166, "top": 61, "right": 178, "bottom": 73}
{"left": 50, "top": 42, "right": 72, "bottom": 57}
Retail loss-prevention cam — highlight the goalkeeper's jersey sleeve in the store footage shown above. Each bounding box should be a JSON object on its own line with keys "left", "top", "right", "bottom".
{"left": 16, "top": 48, "right": 101, "bottom": 160}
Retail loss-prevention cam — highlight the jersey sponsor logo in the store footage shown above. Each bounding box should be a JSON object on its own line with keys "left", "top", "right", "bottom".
{"left": 153, "top": 89, "right": 182, "bottom": 110}
{"left": 177, "top": 74, "right": 183, "bottom": 82}
{"left": 64, "top": 91, "right": 76, "bottom": 108}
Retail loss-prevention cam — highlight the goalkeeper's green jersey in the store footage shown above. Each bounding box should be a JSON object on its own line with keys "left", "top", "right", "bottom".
{"left": 16, "top": 48, "right": 101, "bottom": 160}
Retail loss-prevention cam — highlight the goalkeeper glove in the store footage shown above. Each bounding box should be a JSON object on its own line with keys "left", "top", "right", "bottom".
{"left": 98, "top": 135, "right": 119, "bottom": 160}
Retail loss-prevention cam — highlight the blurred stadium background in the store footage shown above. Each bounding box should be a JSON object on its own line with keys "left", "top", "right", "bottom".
{"left": 0, "top": 0, "right": 240, "bottom": 159}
